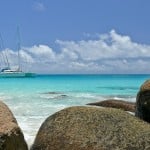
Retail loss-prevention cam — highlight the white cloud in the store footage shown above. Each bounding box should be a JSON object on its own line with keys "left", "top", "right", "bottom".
{"left": 25, "top": 45, "right": 56, "bottom": 62}
{"left": 56, "top": 30, "right": 150, "bottom": 60}
{"left": 33, "top": 2, "right": 46, "bottom": 12}
{"left": 1, "top": 30, "right": 150, "bottom": 74}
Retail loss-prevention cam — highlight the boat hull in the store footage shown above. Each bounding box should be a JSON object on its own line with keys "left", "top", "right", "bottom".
{"left": 0, "top": 72, "right": 36, "bottom": 78}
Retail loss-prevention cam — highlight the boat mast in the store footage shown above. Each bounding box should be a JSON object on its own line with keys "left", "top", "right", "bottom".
{"left": 16, "top": 27, "right": 21, "bottom": 71}
{"left": 0, "top": 34, "right": 10, "bottom": 69}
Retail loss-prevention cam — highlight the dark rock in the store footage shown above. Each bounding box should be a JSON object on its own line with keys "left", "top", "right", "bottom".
{"left": 43, "top": 92, "right": 61, "bottom": 94}
{"left": 87, "top": 99, "right": 135, "bottom": 112}
{"left": 135, "top": 80, "right": 150, "bottom": 123}
{"left": 59, "top": 95, "right": 68, "bottom": 98}
{"left": 0, "top": 101, "right": 28, "bottom": 150}
{"left": 31, "top": 106, "right": 150, "bottom": 150}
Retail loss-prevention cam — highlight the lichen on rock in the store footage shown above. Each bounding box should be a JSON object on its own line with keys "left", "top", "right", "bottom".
{"left": 32, "top": 106, "right": 150, "bottom": 150}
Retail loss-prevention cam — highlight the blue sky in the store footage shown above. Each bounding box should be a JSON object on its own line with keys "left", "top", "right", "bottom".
{"left": 0, "top": 0, "right": 150, "bottom": 74}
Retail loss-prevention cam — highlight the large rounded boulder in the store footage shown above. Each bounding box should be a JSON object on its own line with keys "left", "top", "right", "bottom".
{"left": 32, "top": 106, "right": 150, "bottom": 150}
{"left": 87, "top": 99, "right": 135, "bottom": 112}
{"left": 0, "top": 101, "right": 28, "bottom": 150}
{"left": 135, "top": 80, "right": 150, "bottom": 123}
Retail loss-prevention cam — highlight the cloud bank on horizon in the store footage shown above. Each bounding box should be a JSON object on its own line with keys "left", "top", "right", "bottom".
{"left": 1, "top": 30, "right": 150, "bottom": 74}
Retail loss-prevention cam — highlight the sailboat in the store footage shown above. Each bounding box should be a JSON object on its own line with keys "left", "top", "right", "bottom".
{"left": 0, "top": 28, "right": 35, "bottom": 77}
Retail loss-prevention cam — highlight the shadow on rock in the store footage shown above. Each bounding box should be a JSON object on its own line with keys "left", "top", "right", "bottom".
{"left": 0, "top": 101, "right": 28, "bottom": 150}
{"left": 135, "top": 80, "right": 150, "bottom": 123}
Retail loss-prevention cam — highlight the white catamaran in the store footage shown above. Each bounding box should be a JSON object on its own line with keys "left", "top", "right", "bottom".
{"left": 0, "top": 28, "right": 35, "bottom": 77}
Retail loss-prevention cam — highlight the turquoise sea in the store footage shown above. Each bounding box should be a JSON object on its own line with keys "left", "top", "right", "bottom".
{"left": 0, "top": 74, "right": 150, "bottom": 146}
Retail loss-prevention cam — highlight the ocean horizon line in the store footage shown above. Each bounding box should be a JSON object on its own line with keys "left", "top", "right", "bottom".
{"left": 36, "top": 73, "right": 150, "bottom": 75}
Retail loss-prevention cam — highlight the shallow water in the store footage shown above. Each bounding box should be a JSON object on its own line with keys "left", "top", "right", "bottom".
{"left": 0, "top": 74, "right": 149, "bottom": 146}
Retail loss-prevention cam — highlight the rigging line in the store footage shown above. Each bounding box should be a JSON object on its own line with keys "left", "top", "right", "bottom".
{"left": 0, "top": 36, "right": 3, "bottom": 68}
{"left": 0, "top": 34, "right": 8, "bottom": 67}
{"left": 0, "top": 34, "right": 10, "bottom": 67}
{"left": 16, "top": 26, "right": 21, "bottom": 71}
